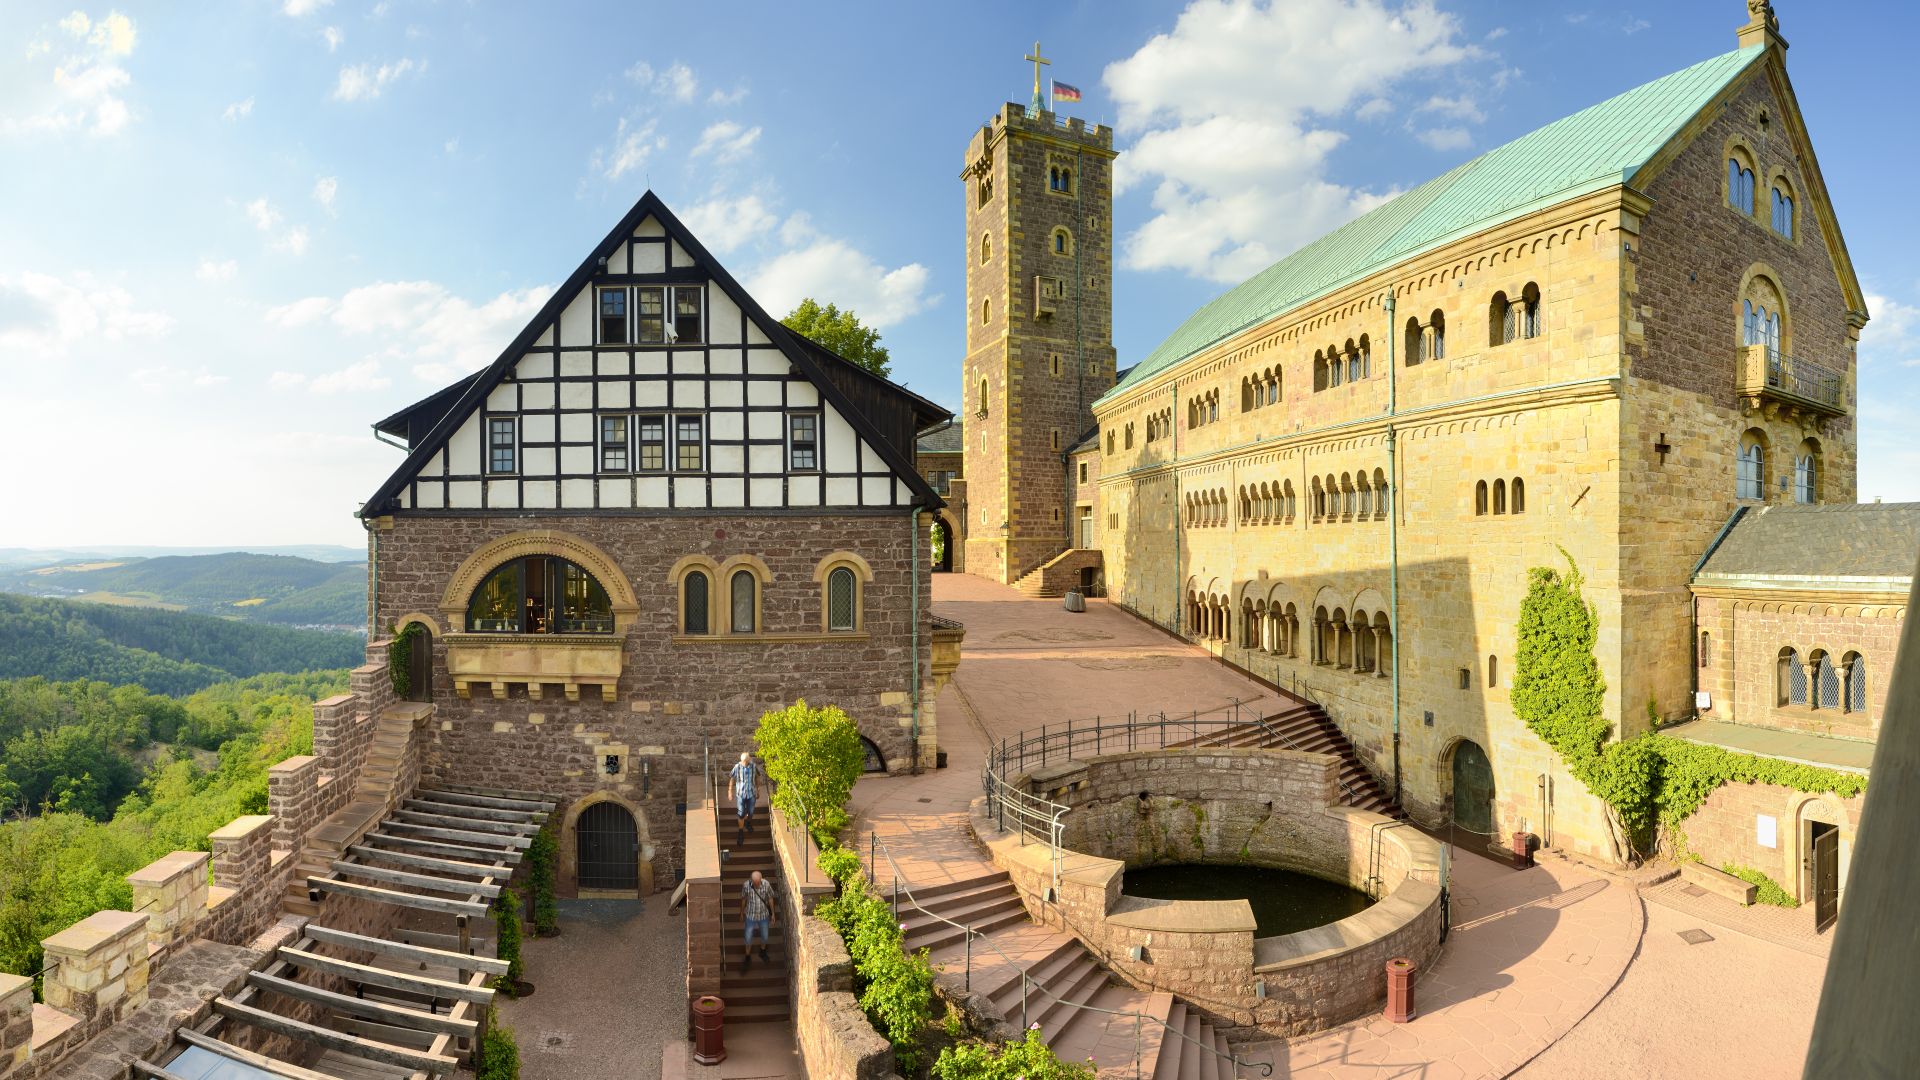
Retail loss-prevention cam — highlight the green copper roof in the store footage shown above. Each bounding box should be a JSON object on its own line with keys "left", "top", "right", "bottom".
{"left": 1100, "top": 45, "right": 1765, "bottom": 405}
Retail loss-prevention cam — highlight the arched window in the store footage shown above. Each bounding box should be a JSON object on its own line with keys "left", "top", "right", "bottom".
{"left": 1779, "top": 646, "right": 1807, "bottom": 706}
{"left": 1052, "top": 227, "right": 1073, "bottom": 256}
{"left": 1741, "top": 285, "right": 1785, "bottom": 356}
{"left": 1698, "top": 631, "right": 1711, "bottom": 668}
{"left": 826, "top": 566, "right": 857, "bottom": 632}
{"left": 980, "top": 232, "right": 991, "bottom": 264}
{"left": 1404, "top": 316, "right": 1423, "bottom": 367}
{"left": 1510, "top": 477, "right": 1525, "bottom": 514}
{"left": 682, "top": 570, "right": 710, "bottom": 635}
{"left": 1283, "top": 479, "right": 1296, "bottom": 522}
{"left": 1373, "top": 612, "right": 1392, "bottom": 675}
{"left": 466, "top": 556, "right": 614, "bottom": 634}
{"left": 1373, "top": 468, "right": 1389, "bottom": 519}
{"left": 1771, "top": 184, "right": 1794, "bottom": 238}
{"left": 1812, "top": 650, "right": 1840, "bottom": 709}
{"left": 981, "top": 298, "right": 991, "bottom": 324}
{"left": 1355, "top": 472, "right": 1372, "bottom": 518}
{"left": 1311, "top": 476, "right": 1325, "bottom": 520}
{"left": 1345, "top": 338, "right": 1364, "bottom": 384}
{"left": 1490, "top": 291, "right": 1510, "bottom": 347}
{"left": 729, "top": 569, "right": 757, "bottom": 634}
{"left": 1209, "top": 394, "right": 1219, "bottom": 423}
{"left": 1794, "top": 438, "right": 1820, "bottom": 504}
{"left": 1475, "top": 480, "right": 1489, "bottom": 516}
{"left": 1340, "top": 473, "right": 1354, "bottom": 517}
{"left": 978, "top": 376, "right": 989, "bottom": 414}
{"left": 1488, "top": 655, "right": 1498, "bottom": 688}
{"left": 1269, "top": 371, "right": 1281, "bottom": 404}
{"left": 1492, "top": 478, "right": 1507, "bottom": 515}
{"left": 1428, "top": 310, "right": 1447, "bottom": 360}
{"left": 1519, "top": 282, "right": 1541, "bottom": 339}
{"left": 977, "top": 174, "right": 992, "bottom": 208}
{"left": 1353, "top": 610, "right": 1374, "bottom": 673}
{"left": 1728, "top": 153, "right": 1756, "bottom": 214}
{"left": 1357, "top": 335, "right": 1371, "bottom": 381}
{"left": 1328, "top": 344, "right": 1344, "bottom": 388}
{"left": 1738, "top": 429, "right": 1768, "bottom": 500}
{"left": 1106, "top": 430, "right": 1116, "bottom": 455}
{"left": 1844, "top": 652, "right": 1866, "bottom": 714}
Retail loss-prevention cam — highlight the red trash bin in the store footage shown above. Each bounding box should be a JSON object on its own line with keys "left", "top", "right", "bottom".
{"left": 692, "top": 995, "right": 726, "bottom": 1065}
{"left": 1385, "top": 957, "right": 1417, "bottom": 1023}
{"left": 1512, "top": 831, "right": 1535, "bottom": 869}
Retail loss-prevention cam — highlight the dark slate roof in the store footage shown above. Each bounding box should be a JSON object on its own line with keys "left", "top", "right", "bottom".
{"left": 917, "top": 420, "right": 964, "bottom": 454}
{"left": 1695, "top": 503, "right": 1920, "bottom": 584}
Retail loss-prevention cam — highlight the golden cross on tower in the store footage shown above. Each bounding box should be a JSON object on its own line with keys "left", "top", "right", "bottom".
{"left": 1024, "top": 41, "right": 1051, "bottom": 114}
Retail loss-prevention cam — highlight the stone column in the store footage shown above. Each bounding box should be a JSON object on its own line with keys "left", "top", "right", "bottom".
{"left": 1373, "top": 628, "right": 1389, "bottom": 678}
{"left": 210, "top": 815, "right": 275, "bottom": 890}
{"left": 41, "top": 910, "right": 150, "bottom": 1023}
{"left": 268, "top": 755, "right": 321, "bottom": 853}
{"left": 1, "top": 973, "right": 31, "bottom": 1074}
{"left": 126, "top": 850, "right": 209, "bottom": 955}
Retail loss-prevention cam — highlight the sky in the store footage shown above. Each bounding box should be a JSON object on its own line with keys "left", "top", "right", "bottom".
{"left": 1, "top": 0, "right": 1914, "bottom": 548}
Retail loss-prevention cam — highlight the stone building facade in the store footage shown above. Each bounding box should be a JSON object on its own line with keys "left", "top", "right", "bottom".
{"left": 972, "top": 8, "right": 1894, "bottom": 864}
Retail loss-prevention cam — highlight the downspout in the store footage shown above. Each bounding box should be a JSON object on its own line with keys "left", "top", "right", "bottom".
{"left": 360, "top": 513, "right": 379, "bottom": 640}
{"left": 1385, "top": 291, "right": 1402, "bottom": 805}
{"left": 1171, "top": 382, "right": 1182, "bottom": 635}
{"left": 909, "top": 503, "right": 923, "bottom": 773}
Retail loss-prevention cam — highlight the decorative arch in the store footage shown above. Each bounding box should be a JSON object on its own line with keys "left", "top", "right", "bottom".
{"left": 440, "top": 530, "right": 640, "bottom": 630}
{"left": 1351, "top": 586, "right": 1388, "bottom": 615}
{"left": 560, "top": 789, "right": 654, "bottom": 898}
{"left": 1737, "top": 261, "right": 1793, "bottom": 354}
{"left": 393, "top": 611, "right": 443, "bottom": 636}
{"left": 720, "top": 555, "right": 773, "bottom": 635}
{"left": 1784, "top": 791, "right": 1852, "bottom": 908}
{"left": 814, "top": 551, "right": 873, "bottom": 633}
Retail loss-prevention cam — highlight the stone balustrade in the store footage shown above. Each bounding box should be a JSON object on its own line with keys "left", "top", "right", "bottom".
{"left": 127, "top": 851, "right": 209, "bottom": 957}
{"left": 41, "top": 910, "right": 151, "bottom": 1024}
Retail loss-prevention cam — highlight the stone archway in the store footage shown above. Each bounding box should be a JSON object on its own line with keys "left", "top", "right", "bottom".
{"left": 559, "top": 791, "right": 654, "bottom": 899}
{"left": 1446, "top": 739, "right": 1496, "bottom": 839}
{"left": 932, "top": 515, "right": 955, "bottom": 573}
{"left": 1785, "top": 792, "right": 1850, "bottom": 918}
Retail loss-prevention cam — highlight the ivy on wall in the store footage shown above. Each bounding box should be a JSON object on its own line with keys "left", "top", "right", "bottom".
{"left": 1510, "top": 552, "right": 1867, "bottom": 862}
{"left": 387, "top": 622, "right": 423, "bottom": 696}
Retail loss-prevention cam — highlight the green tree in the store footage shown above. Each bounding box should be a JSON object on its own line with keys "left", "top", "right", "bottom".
{"left": 752, "top": 699, "right": 866, "bottom": 844}
{"left": 780, "top": 299, "right": 892, "bottom": 378}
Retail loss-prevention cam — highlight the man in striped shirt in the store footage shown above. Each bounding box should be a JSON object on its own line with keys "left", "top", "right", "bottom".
{"left": 740, "top": 870, "right": 777, "bottom": 971}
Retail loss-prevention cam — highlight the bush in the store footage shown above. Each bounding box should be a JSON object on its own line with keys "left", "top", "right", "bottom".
{"left": 478, "top": 1011, "right": 520, "bottom": 1080}
{"left": 1724, "top": 864, "right": 1798, "bottom": 908}
{"left": 817, "top": 871, "right": 934, "bottom": 1071}
{"left": 492, "top": 887, "right": 523, "bottom": 991}
{"left": 526, "top": 827, "right": 559, "bottom": 935}
{"left": 933, "top": 1028, "right": 1096, "bottom": 1080}
{"left": 753, "top": 699, "right": 866, "bottom": 845}
{"left": 818, "top": 843, "right": 863, "bottom": 889}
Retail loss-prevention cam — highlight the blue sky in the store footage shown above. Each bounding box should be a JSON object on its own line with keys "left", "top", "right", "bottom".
{"left": 1, "top": 1, "right": 1913, "bottom": 547}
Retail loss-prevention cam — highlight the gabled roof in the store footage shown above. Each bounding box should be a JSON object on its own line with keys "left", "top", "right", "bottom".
{"left": 374, "top": 375, "right": 479, "bottom": 444}
{"left": 1100, "top": 45, "right": 1767, "bottom": 406}
{"left": 1695, "top": 503, "right": 1920, "bottom": 586}
{"left": 359, "top": 191, "right": 944, "bottom": 515}
{"left": 916, "top": 420, "right": 964, "bottom": 454}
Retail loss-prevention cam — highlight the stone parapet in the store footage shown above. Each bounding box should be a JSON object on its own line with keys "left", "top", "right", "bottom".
{"left": 41, "top": 910, "right": 150, "bottom": 1023}
{"left": 267, "top": 755, "right": 321, "bottom": 854}
{"left": 126, "top": 851, "right": 208, "bottom": 957}
{"left": 0, "top": 974, "right": 31, "bottom": 1075}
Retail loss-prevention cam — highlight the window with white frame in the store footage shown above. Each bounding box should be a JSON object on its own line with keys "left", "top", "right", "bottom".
{"left": 598, "top": 288, "right": 628, "bottom": 345}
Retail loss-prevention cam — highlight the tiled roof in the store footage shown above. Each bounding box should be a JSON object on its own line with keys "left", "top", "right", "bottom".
{"left": 1696, "top": 503, "right": 1920, "bottom": 583}
{"left": 1099, "top": 45, "right": 1765, "bottom": 406}
{"left": 917, "top": 420, "right": 964, "bottom": 454}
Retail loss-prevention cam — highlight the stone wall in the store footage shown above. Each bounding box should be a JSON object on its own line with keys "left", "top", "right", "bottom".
{"left": 1695, "top": 591, "right": 1904, "bottom": 738}
{"left": 1675, "top": 779, "right": 1863, "bottom": 908}
{"left": 373, "top": 511, "right": 933, "bottom": 893}
{"left": 975, "top": 748, "right": 1445, "bottom": 1036}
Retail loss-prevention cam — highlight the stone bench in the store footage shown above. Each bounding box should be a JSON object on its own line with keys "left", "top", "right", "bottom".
{"left": 1681, "top": 862, "right": 1757, "bottom": 906}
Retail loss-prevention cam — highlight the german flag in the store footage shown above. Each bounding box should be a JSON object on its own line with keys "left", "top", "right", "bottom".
{"left": 1051, "top": 80, "right": 1082, "bottom": 104}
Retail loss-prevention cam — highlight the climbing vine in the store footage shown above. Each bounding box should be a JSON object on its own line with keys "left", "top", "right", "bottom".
{"left": 1510, "top": 553, "right": 1866, "bottom": 862}
{"left": 492, "top": 886, "right": 524, "bottom": 993}
{"left": 387, "top": 622, "right": 424, "bottom": 696}
{"left": 525, "top": 827, "right": 559, "bottom": 936}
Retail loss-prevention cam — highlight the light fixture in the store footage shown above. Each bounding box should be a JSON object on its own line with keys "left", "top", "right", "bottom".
{"left": 605, "top": 754, "right": 621, "bottom": 776}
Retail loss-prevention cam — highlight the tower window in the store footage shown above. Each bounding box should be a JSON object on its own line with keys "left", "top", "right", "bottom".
{"left": 1052, "top": 228, "right": 1073, "bottom": 256}
{"left": 1050, "top": 353, "right": 1062, "bottom": 376}
{"left": 980, "top": 232, "right": 992, "bottom": 264}
{"left": 981, "top": 298, "right": 991, "bottom": 324}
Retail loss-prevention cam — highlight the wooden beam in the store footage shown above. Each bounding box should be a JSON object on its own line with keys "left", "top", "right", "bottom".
{"left": 278, "top": 945, "right": 497, "bottom": 1005}
{"left": 416, "top": 788, "right": 554, "bottom": 813}
{"left": 388, "top": 810, "right": 539, "bottom": 837}
{"left": 431, "top": 781, "right": 553, "bottom": 803}
{"left": 331, "top": 860, "right": 502, "bottom": 898}
{"left": 347, "top": 844, "right": 510, "bottom": 879}
{"left": 403, "top": 798, "right": 547, "bottom": 825}
{"left": 212, "top": 997, "right": 460, "bottom": 1075}
{"left": 307, "top": 876, "right": 490, "bottom": 918}
{"left": 304, "top": 925, "right": 509, "bottom": 976}
{"left": 174, "top": 1028, "right": 347, "bottom": 1080}
{"left": 364, "top": 831, "right": 524, "bottom": 864}
{"left": 245, "top": 972, "right": 478, "bottom": 1037}
{"left": 380, "top": 821, "right": 533, "bottom": 850}
{"left": 132, "top": 1061, "right": 193, "bottom": 1080}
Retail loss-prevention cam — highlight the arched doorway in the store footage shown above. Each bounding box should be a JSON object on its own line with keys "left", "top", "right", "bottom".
{"left": 860, "top": 736, "right": 887, "bottom": 774}
{"left": 576, "top": 801, "right": 639, "bottom": 893}
{"left": 1449, "top": 740, "right": 1496, "bottom": 840}
{"left": 931, "top": 516, "right": 954, "bottom": 573}
{"left": 404, "top": 625, "right": 433, "bottom": 702}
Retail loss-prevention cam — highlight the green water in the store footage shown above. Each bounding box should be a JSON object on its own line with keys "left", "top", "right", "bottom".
{"left": 1121, "top": 864, "right": 1373, "bottom": 938}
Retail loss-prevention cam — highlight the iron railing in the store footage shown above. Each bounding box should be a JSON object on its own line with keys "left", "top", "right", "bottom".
{"left": 1765, "top": 351, "right": 1844, "bottom": 408}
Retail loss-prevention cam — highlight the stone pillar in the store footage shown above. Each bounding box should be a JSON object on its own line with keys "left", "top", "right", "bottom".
{"left": 41, "top": 911, "right": 150, "bottom": 1022}
{"left": 1373, "top": 629, "right": 1389, "bottom": 678}
{"left": 268, "top": 755, "right": 321, "bottom": 853}
{"left": 1, "top": 973, "right": 31, "bottom": 1075}
{"left": 211, "top": 815, "right": 275, "bottom": 890}
{"left": 126, "top": 850, "right": 209, "bottom": 955}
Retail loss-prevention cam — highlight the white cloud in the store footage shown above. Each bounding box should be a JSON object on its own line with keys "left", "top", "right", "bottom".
{"left": 26, "top": 39, "right": 51, "bottom": 58}
{"left": 222, "top": 96, "right": 253, "bottom": 121}
{"left": 623, "top": 61, "right": 697, "bottom": 102}
{"left": 1355, "top": 98, "right": 1392, "bottom": 122}
{"left": 262, "top": 280, "right": 555, "bottom": 384}
{"left": 1622, "top": 18, "right": 1651, "bottom": 35}
{"left": 333, "top": 58, "right": 418, "bottom": 102}
{"left": 1485, "top": 26, "right": 1509, "bottom": 40}
{"left": 6, "top": 10, "right": 140, "bottom": 139}
{"left": 132, "top": 366, "right": 227, "bottom": 391}
{"left": 1416, "top": 94, "right": 1484, "bottom": 122}
{"left": 60, "top": 11, "right": 134, "bottom": 55}
{"left": 0, "top": 271, "right": 172, "bottom": 355}
{"left": 443, "top": 137, "right": 459, "bottom": 154}
{"left": 268, "top": 371, "right": 308, "bottom": 390}
{"left": 691, "top": 120, "right": 761, "bottom": 163}
{"left": 593, "top": 116, "right": 665, "bottom": 181}
{"left": 1103, "top": 0, "right": 1484, "bottom": 282}
{"left": 245, "top": 197, "right": 281, "bottom": 232}
{"left": 271, "top": 359, "right": 389, "bottom": 395}
{"left": 322, "top": 26, "right": 343, "bottom": 51}
{"left": 58, "top": 12, "right": 91, "bottom": 37}
{"left": 313, "top": 175, "right": 338, "bottom": 213}
{"left": 282, "top": 0, "right": 333, "bottom": 15}
{"left": 681, "top": 194, "right": 779, "bottom": 254}
{"left": 748, "top": 219, "right": 933, "bottom": 329}
{"left": 196, "top": 258, "right": 238, "bottom": 282}
{"left": 1414, "top": 126, "right": 1472, "bottom": 151}
{"left": 244, "top": 197, "right": 310, "bottom": 255}
{"left": 278, "top": 226, "right": 310, "bottom": 256}
{"left": 264, "top": 295, "right": 335, "bottom": 327}
{"left": 1862, "top": 293, "right": 1920, "bottom": 369}
{"left": 708, "top": 84, "right": 748, "bottom": 106}
{"left": 1855, "top": 291, "right": 1920, "bottom": 503}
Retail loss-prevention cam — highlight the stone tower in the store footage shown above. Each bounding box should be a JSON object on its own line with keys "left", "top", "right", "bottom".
{"left": 960, "top": 102, "right": 1118, "bottom": 583}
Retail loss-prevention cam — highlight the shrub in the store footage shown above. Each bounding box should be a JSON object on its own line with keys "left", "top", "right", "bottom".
{"left": 525, "top": 827, "right": 559, "bottom": 935}
{"left": 492, "top": 887, "right": 523, "bottom": 991}
{"left": 859, "top": 943, "right": 936, "bottom": 1073}
{"left": 933, "top": 1028, "right": 1096, "bottom": 1080}
{"left": 478, "top": 1010, "right": 521, "bottom": 1080}
{"left": 753, "top": 699, "right": 866, "bottom": 845}
{"left": 818, "top": 843, "right": 863, "bottom": 889}
{"left": 1724, "top": 864, "right": 1799, "bottom": 908}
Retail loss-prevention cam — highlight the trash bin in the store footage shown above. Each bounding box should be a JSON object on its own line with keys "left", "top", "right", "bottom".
{"left": 1063, "top": 589, "right": 1086, "bottom": 613}
{"left": 1385, "top": 957, "right": 1417, "bottom": 1023}
{"left": 691, "top": 995, "right": 726, "bottom": 1064}
{"left": 1511, "top": 831, "right": 1535, "bottom": 869}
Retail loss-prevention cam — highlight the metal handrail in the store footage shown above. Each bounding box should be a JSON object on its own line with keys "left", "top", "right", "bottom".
{"left": 864, "top": 831, "right": 1270, "bottom": 1079}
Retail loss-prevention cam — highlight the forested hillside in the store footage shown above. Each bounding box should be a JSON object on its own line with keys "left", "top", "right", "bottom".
{"left": 0, "top": 552, "right": 366, "bottom": 628}
{"left": 0, "top": 671, "right": 342, "bottom": 977}
{"left": 0, "top": 593, "right": 364, "bottom": 695}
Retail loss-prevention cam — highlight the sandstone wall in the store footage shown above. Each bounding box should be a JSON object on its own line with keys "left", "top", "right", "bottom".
{"left": 1694, "top": 592, "right": 1903, "bottom": 738}
{"left": 1674, "top": 780, "right": 1863, "bottom": 909}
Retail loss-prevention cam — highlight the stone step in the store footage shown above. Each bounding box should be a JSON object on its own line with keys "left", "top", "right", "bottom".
{"left": 722, "top": 1000, "right": 791, "bottom": 1025}
{"left": 908, "top": 900, "right": 1029, "bottom": 954}
{"left": 1032, "top": 950, "right": 1110, "bottom": 1041}
{"left": 982, "top": 938, "right": 1083, "bottom": 1013}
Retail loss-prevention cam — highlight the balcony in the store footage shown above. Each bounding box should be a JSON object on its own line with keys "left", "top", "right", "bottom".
{"left": 444, "top": 632, "right": 625, "bottom": 702}
{"left": 1739, "top": 345, "right": 1846, "bottom": 418}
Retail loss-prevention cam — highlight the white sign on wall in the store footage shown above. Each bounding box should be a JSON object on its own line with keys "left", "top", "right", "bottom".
{"left": 1756, "top": 814, "right": 1778, "bottom": 849}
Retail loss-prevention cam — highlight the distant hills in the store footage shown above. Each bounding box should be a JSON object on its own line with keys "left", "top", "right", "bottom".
{"left": 0, "top": 594, "right": 365, "bottom": 697}
{"left": 0, "top": 552, "right": 366, "bottom": 629}
{"left": 0, "top": 544, "right": 364, "bottom": 567}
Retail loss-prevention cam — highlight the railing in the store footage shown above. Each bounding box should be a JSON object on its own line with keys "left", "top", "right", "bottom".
{"left": 1766, "top": 351, "right": 1844, "bottom": 408}
{"left": 862, "top": 831, "right": 1270, "bottom": 1079}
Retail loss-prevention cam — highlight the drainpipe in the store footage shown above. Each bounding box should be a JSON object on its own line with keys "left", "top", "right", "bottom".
{"left": 1385, "top": 291, "right": 1403, "bottom": 805}
{"left": 908, "top": 503, "right": 923, "bottom": 774}
{"left": 1171, "top": 382, "right": 1182, "bottom": 635}
{"left": 361, "top": 514, "right": 379, "bottom": 640}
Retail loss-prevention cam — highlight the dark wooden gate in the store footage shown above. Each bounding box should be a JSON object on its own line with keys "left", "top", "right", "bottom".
{"left": 405, "top": 627, "right": 432, "bottom": 702}
{"left": 1812, "top": 823, "right": 1839, "bottom": 931}
{"left": 1451, "top": 740, "right": 1496, "bottom": 838}
{"left": 576, "top": 802, "right": 638, "bottom": 892}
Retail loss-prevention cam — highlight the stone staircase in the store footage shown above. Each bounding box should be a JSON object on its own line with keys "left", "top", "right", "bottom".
{"left": 904, "top": 872, "right": 1238, "bottom": 1076}
{"left": 284, "top": 704, "right": 430, "bottom": 917}
{"left": 1180, "top": 699, "right": 1404, "bottom": 819}
{"left": 1011, "top": 549, "right": 1104, "bottom": 598}
{"left": 716, "top": 819, "right": 792, "bottom": 1025}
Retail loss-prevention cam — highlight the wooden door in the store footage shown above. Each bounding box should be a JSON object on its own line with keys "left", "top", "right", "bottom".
{"left": 1812, "top": 824, "right": 1839, "bottom": 932}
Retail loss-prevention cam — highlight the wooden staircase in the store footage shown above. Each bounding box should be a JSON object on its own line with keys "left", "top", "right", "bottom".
{"left": 284, "top": 703, "right": 431, "bottom": 917}
{"left": 716, "top": 818, "right": 792, "bottom": 1025}
{"left": 1181, "top": 699, "right": 1404, "bottom": 819}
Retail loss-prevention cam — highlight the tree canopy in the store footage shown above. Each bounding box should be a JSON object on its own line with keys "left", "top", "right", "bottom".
{"left": 780, "top": 299, "right": 892, "bottom": 378}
